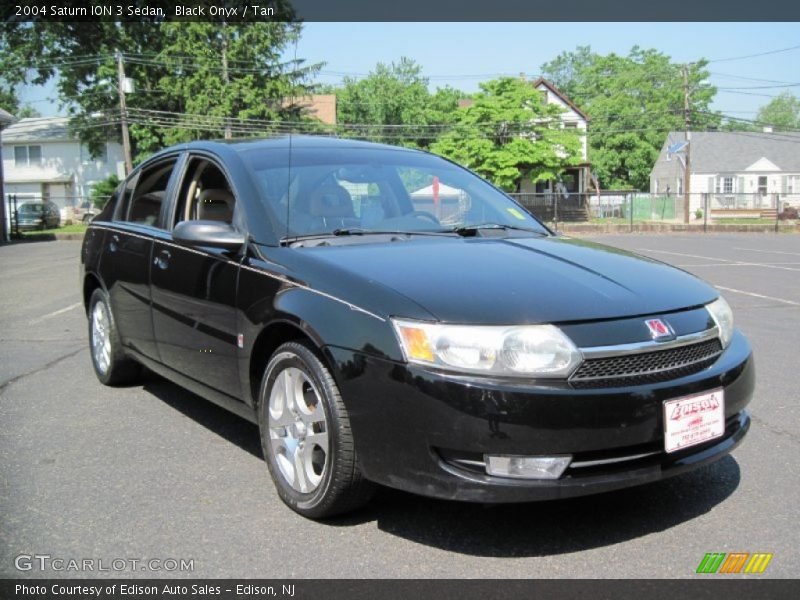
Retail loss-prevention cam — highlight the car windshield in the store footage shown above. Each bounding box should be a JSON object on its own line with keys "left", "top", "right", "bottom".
{"left": 240, "top": 146, "right": 549, "bottom": 240}
{"left": 19, "top": 203, "right": 44, "bottom": 213}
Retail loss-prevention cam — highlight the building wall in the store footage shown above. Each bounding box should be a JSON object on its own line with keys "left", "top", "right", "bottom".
{"left": 2, "top": 139, "right": 125, "bottom": 209}
{"left": 651, "top": 161, "right": 800, "bottom": 212}
{"left": 536, "top": 85, "right": 588, "bottom": 161}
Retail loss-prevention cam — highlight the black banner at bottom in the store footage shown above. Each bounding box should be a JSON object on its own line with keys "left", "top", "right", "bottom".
{"left": 1, "top": 579, "right": 799, "bottom": 600}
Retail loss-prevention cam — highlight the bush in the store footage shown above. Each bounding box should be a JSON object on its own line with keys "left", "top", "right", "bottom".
{"left": 694, "top": 208, "right": 703, "bottom": 220}
{"left": 778, "top": 206, "right": 798, "bottom": 220}
{"left": 90, "top": 174, "right": 121, "bottom": 209}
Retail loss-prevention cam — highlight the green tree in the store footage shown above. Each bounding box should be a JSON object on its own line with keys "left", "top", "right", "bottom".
{"left": 335, "top": 57, "right": 461, "bottom": 148}
{"left": 90, "top": 174, "right": 121, "bottom": 208}
{"left": 155, "top": 21, "right": 319, "bottom": 148}
{"left": 1, "top": 8, "right": 319, "bottom": 162}
{"left": 430, "top": 77, "right": 582, "bottom": 191}
{"left": 541, "top": 46, "right": 720, "bottom": 190}
{"left": 756, "top": 91, "right": 800, "bottom": 131}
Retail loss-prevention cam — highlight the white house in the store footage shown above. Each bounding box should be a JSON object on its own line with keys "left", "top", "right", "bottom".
{"left": 2, "top": 116, "right": 125, "bottom": 222}
{"left": 521, "top": 78, "right": 590, "bottom": 195}
{"left": 459, "top": 77, "right": 591, "bottom": 195}
{"left": 650, "top": 131, "right": 800, "bottom": 215}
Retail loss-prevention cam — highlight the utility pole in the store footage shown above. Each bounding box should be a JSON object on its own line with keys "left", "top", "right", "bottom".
{"left": 683, "top": 64, "right": 692, "bottom": 224}
{"left": 221, "top": 24, "right": 232, "bottom": 140}
{"left": 116, "top": 50, "right": 133, "bottom": 174}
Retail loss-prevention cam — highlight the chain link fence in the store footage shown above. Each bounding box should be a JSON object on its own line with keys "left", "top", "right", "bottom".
{"left": 508, "top": 191, "right": 798, "bottom": 232}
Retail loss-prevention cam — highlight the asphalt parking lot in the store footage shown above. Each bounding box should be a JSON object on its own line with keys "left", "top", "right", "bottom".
{"left": 1, "top": 233, "right": 798, "bottom": 579}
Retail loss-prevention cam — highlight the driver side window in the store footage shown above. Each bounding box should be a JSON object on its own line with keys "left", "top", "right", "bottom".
{"left": 173, "top": 158, "right": 236, "bottom": 227}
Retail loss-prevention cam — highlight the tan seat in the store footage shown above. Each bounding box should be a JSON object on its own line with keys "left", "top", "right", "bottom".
{"left": 309, "top": 185, "right": 354, "bottom": 220}
{"left": 197, "top": 189, "right": 235, "bottom": 223}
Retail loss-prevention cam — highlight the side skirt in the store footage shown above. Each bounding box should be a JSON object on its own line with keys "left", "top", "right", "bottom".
{"left": 127, "top": 349, "right": 258, "bottom": 425}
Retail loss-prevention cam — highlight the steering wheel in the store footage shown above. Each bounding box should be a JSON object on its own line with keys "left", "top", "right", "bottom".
{"left": 407, "top": 210, "right": 440, "bottom": 224}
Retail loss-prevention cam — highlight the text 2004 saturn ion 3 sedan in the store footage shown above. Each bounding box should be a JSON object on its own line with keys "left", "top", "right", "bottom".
{"left": 80, "top": 136, "right": 753, "bottom": 518}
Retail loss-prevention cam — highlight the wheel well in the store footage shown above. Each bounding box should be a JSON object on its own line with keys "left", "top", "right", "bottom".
{"left": 83, "top": 273, "right": 102, "bottom": 314}
{"left": 249, "top": 321, "right": 321, "bottom": 405}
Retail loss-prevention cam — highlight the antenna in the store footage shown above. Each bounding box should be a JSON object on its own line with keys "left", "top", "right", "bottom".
{"left": 285, "top": 33, "right": 300, "bottom": 241}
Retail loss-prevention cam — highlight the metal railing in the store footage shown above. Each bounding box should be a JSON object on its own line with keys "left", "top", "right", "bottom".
{"left": 507, "top": 191, "right": 797, "bottom": 231}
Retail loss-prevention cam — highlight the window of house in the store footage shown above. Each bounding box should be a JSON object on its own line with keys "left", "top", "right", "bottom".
{"left": 81, "top": 143, "right": 107, "bottom": 164}
{"left": 758, "top": 176, "right": 768, "bottom": 195}
{"left": 564, "top": 122, "right": 578, "bottom": 129}
{"left": 723, "top": 177, "right": 734, "bottom": 194}
{"left": 14, "top": 145, "right": 42, "bottom": 167}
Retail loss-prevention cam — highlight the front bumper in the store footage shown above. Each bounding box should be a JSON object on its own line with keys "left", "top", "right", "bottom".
{"left": 326, "top": 330, "right": 754, "bottom": 502}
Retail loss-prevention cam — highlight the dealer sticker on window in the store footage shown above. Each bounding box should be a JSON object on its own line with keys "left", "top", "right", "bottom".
{"left": 663, "top": 389, "right": 725, "bottom": 453}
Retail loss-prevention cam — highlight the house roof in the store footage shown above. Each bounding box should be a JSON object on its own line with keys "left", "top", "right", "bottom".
{"left": 2, "top": 117, "right": 72, "bottom": 142}
{"left": 530, "top": 78, "right": 590, "bottom": 121}
{"left": 661, "top": 131, "right": 800, "bottom": 173}
{"left": 0, "top": 107, "right": 16, "bottom": 127}
{"left": 456, "top": 78, "right": 589, "bottom": 121}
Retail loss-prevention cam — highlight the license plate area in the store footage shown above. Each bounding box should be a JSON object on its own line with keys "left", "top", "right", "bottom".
{"left": 663, "top": 388, "right": 725, "bottom": 453}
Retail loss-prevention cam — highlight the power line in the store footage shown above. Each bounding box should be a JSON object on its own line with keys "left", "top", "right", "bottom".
{"left": 708, "top": 43, "right": 800, "bottom": 63}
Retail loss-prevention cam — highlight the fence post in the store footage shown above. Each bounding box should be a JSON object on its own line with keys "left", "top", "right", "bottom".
{"left": 629, "top": 193, "right": 633, "bottom": 232}
{"left": 775, "top": 193, "right": 781, "bottom": 233}
{"left": 703, "top": 193, "right": 708, "bottom": 233}
{"left": 553, "top": 193, "right": 559, "bottom": 232}
{"left": 11, "top": 194, "right": 19, "bottom": 239}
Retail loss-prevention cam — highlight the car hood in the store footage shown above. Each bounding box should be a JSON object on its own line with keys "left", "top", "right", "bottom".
{"left": 289, "top": 235, "right": 719, "bottom": 324}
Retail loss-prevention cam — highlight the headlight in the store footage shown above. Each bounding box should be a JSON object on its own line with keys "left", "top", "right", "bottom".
{"left": 392, "top": 319, "right": 581, "bottom": 378}
{"left": 706, "top": 295, "right": 734, "bottom": 348}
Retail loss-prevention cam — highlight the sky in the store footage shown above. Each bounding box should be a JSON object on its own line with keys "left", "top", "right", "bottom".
{"left": 16, "top": 22, "right": 800, "bottom": 119}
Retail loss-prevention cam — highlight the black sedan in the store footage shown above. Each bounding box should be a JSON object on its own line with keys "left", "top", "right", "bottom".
{"left": 80, "top": 137, "right": 753, "bottom": 518}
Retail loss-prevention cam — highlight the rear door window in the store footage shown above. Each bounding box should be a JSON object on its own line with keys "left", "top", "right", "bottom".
{"left": 117, "top": 158, "right": 178, "bottom": 228}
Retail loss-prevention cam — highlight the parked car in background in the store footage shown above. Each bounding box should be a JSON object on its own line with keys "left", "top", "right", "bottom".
{"left": 16, "top": 201, "right": 60, "bottom": 231}
{"left": 80, "top": 136, "right": 754, "bottom": 519}
{"left": 74, "top": 201, "right": 99, "bottom": 223}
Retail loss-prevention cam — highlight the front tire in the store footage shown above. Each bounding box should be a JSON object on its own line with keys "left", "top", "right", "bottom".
{"left": 88, "top": 288, "right": 141, "bottom": 385}
{"left": 257, "top": 341, "right": 374, "bottom": 519}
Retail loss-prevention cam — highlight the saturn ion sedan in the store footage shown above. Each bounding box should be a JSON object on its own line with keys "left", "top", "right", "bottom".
{"left": 80, "top": 137, "right": 753, "bottom": 518}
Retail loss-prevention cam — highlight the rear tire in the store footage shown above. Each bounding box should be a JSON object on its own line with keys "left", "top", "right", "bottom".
{"left": 257, "top": 341, "right": 374, "bottom": 519}
{"left": 88, "top": 288, "right": 141, "bottom": 386}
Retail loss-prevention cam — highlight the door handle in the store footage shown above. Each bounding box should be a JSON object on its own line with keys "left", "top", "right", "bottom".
{"left": 154, "top": 249, "right": 171, "bottom": 270}
{"left": 108, "top": 234, "right": 120, "bottom": 252}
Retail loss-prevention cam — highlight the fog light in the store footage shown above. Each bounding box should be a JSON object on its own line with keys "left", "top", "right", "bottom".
{"left": 484, "top": 455, "right": 572, "bottom": 480}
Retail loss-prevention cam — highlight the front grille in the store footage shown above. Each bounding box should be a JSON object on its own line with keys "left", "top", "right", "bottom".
{"left": 571, "top": 337, "right": 723, "bottom": 388}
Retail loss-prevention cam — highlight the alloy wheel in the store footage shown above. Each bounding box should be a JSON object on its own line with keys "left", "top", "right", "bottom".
{"left": 91, "top": 301, "right": 111, "bottom": 375}
{"left": 267, "top": 366, "right": 329, "bottom": 493}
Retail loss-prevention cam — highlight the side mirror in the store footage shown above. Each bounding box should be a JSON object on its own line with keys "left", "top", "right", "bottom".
{"left": 173, "top": 220, "right": 245, "bottom": 251}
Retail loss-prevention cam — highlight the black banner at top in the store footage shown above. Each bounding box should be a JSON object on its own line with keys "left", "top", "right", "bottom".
{"left": 3, "top": 0, "right": 800, "bottom": 22}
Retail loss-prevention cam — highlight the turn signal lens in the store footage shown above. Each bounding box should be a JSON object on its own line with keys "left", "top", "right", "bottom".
{"left": 398, "top": 325, "right": 434, "bottom": 362}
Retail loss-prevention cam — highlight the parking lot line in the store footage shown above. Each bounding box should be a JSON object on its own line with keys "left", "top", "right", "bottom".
{"left": 28, "top": 302, "right": 83, "bottom": 325}
{"left": 715, "top": 285, "right": 800, "bottom": 307}
{"left": 733, "top": 247, "right": 800, "bottom": 257}
{"left": 640, "top": 249, "right": 732, "bottom": 263}
{"left": 641, "top": 249, "right": 800, "bottom": 272}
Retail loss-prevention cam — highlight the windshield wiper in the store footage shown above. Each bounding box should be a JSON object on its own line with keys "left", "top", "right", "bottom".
{"left": 280, "top": 228, "right": 455, "bottom": 245}
{"left": 451, "top": 223, "right": 548, "bottom": 236}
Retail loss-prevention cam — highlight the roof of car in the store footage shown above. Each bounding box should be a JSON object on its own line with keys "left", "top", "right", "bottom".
{"left": 170, "top": 135, "right": 422, "bottom": 155}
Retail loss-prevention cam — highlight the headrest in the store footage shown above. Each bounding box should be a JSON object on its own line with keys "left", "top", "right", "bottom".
{"left": 309, "top": 185, "right": 353, "bottom": 218}
{"left": 197, "top": 188, "right": 234, "bottom": 222}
